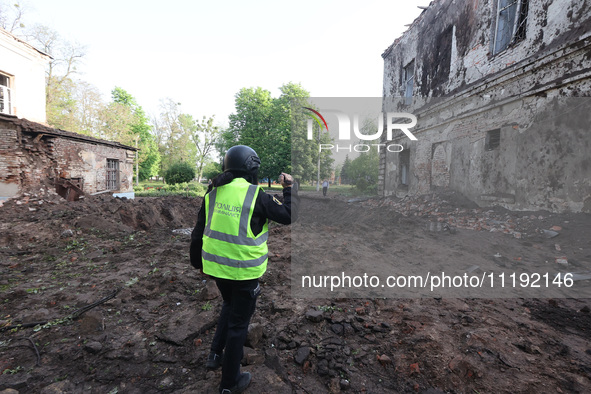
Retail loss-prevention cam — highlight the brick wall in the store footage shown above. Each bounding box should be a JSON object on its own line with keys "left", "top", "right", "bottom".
{"left": 0, "top": 118, "right": 135, "bottom": 198}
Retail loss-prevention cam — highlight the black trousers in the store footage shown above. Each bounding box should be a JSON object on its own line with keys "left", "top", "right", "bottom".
{"left": 322, "top": 186, "right": 328, "bottom": 196}
{"left": 211, "top": 277, "right": 260, "bottom": 389}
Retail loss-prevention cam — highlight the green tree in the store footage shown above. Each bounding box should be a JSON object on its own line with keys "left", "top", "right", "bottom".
{"left": 165, "top": 161, "right": 195, "bottom": 185}
{"left": 226, "top": 82, "right": 332, "bottom": 187}
{"left": 191, "top": 116, "right": 222, "bottom": 182}
{"left": 111, "top": 87, "right": 160, "bottom": 181}
{"left": 347, "top": 148, "right": 379, "bottom": 193}
{"left": 341, "top": 155, "right": 352, "bottom": 184}
{"left": 25, "top": 24, "right": 86, "bottom": 129}
{"left": 345, "top": 120, "right": 380, "bottom": 193}
{"left": 228, "top": 87, "right": 276, "bottom": 186}
{"left": 202, "top": 161, "right": 222, "bottom": 181}
{"left": 153, "top": 99, "right": 197, "bottom": 175}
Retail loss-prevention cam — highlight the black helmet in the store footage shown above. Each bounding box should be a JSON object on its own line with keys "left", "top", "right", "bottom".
{"left": 223, "top": 145, "right": 261, "bottom": 173}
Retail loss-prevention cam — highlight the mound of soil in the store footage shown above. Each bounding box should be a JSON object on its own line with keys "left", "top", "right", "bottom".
{"left": 0, "top": 192, "right": 590, "bottom": 393}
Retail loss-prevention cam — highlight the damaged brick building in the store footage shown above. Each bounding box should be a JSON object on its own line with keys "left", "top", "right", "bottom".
{"left": 380, "top": 0, "right": 591, "bottom": 212}
{"left": 0, "top": 114, "right": 136, "bottom": 201}
{"left": 1, "top": 27, "right": 136, "bottom": 201}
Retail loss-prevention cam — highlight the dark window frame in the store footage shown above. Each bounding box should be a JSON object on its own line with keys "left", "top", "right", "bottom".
{"left": 485, "top": 129, "right": 501, "bottom": 151}
{"left": 492, "top": 0, "right": 529, "bottom": 55}
{"left": 0, "top": 72, "right": 12, "bottom": 115}
{"left": 106, "top": 159, "right": 120, "bottom": 190}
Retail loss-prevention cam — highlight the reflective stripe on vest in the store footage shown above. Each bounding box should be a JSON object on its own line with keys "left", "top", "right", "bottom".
{"left": 202, "top": 178, "right": 268, "bottom": 280}
{"left": 204, "top": 186, "right": 268, "bottom": 246}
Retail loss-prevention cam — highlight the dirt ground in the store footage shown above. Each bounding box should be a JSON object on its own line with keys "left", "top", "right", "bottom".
{"left": 0, "top": 190, "right": 590, "bottom": 393}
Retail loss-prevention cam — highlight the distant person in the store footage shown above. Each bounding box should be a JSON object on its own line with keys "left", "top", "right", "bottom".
{"left": 322, "top": 179, "right": 329, "bottom": 197}
{"left": 190, "top": 145, "right": 298, "bottom": 394}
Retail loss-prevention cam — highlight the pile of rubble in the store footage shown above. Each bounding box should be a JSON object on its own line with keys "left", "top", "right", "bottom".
{"left": 360, "top": 193, "right": 550, "bottom": 239}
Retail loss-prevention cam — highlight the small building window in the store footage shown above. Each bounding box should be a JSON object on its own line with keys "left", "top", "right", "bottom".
{"left": 402, "top": 60, "right": 415, "bottom": 99}
{"left": 0, "top": 73, "right": 12, "bottom": 115}
{"left": 399, "top": 149, "right": 410, "bottom": 186}
{"left": 485, "top": 129, "right": 501, "bottom": 151}
{"left": 493, "top": 0, "right": 529, "bottom": 55}
{"left": 106, "top": 159, "right": 120, "bottom": 190}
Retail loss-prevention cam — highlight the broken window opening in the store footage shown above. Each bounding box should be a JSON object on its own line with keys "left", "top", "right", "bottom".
{"left": 402, "top": 60, "right": 415, "bottom": 101}
{"left": 106, "top": 159, "right": 120, "bottom": 190}
{"left": 399, "top": 149, "right": 411, "bottom": 187}
{"left": 485, "top": 129, "right": 501, "bottom": 151}
{"left": 493, "top": 0, "right": 529, "bottom": 55}
{"left": 0, "top": 73, "right": 12, "bottom": 115}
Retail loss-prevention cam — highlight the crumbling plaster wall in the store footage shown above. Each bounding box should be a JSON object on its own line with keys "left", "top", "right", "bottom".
{"left": 380, "top": 0, "right": 591, "bottom": 212}
{"left": 50, "top": 137, "right": 134, "bottom": 194}
{"left": 0, "top": 120, "right": 135, "bottom": 198}
{"left": 0, "top": 127, "right": 21, "bottom": 198}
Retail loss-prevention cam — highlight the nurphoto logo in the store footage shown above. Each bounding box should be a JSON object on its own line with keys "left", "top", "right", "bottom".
{"left": 303, "top": 107, "right": 418, "bottom": 153}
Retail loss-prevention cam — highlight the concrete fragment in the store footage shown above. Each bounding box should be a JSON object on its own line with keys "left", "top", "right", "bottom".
{"left": 305, "top": 309, "right": 324, "bottom": 322}
{"left": 246, "top": 322, "right": 263, "bottom": 347}
{"left": 294, "top": 346, "right": 310, "bottom": 365}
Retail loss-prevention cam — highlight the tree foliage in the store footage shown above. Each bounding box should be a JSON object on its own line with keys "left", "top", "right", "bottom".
{"left": 202, "top": 161, "right": 222, "bottom": 181}
{"left": 152, "top": 99, "right": 198, "bottom": 175}
{"left": 164, "top": 161, "right": 196, "bottom": 185}
{"left": 191, "top": 115, "right": 222, "bottom": 182}
{"left": 111, "top": 87, "right": 160, "bottom": 181}
{"left": 347, "top": 148, "right": 379, "bottom": 193}
{"left": 224, "top": 82, "right": 333, "bottom": 186}
{"left": 0, "top": 1, "right": 25, "bottom": 34}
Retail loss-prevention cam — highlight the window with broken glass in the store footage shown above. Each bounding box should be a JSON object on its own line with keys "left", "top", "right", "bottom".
{"left": 106, "top": 159, "right": 120, "bottom": 190}
{"left": 492, "top": 0, "right": 529, "bottom": 55}
{"left": 399, "top": 149, "right": 411, "bottom": 187}
{"left": 402, "top": 60, "right": 415, "bottom": 99}
{"left": 0, "top": 73, "right": 12, "bottom": 115}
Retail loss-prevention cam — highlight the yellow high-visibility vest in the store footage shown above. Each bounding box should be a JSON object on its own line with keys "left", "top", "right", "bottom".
{"left": 202, "top": 177, "right": 268, "bottom": 280}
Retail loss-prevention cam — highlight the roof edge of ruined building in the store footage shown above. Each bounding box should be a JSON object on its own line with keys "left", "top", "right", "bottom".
{"left": 0, "top": 27, "right": 52, "bottom": 60}
{"left": 0, "top": 113, "right": 137, "bottom": 151}
{"left": 381, "top": 1, "right": 436, "bottom": 59}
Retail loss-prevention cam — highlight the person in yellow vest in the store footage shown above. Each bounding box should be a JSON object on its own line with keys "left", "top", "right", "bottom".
{"left": 190, "top": 145, "right": 297, "bottom": 394}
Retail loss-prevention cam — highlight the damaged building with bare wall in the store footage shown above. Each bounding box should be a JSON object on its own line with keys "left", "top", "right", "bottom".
{"left": 380, "top": 0, "right": 591, "bottom": 212}
{"left": 0, "top": 27, "right": 136, "bottom": 202}
{"left": 0, "top": 114, "right": 137, "bottom": 202}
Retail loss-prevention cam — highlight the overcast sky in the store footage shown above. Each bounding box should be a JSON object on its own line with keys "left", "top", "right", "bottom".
{"left": 22, "top": 0, "right": 428, "bottom": 126}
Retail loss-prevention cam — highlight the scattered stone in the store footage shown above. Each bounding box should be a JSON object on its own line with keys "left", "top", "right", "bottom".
{"left": 340, "top": 379, "right": 351, "bottom": 390}
{"left": 377, "top": 354, "right": 392, "bottom": 366}
{"left": 555, "top": 257, "right": 568, "bottom": 265}
{"left": 199, "top": 280, "right": 220, "bottom": 300}
{"left": 513, "top": 231, "right": 521, "bottom": 239}
{"left": 555, "top": 244, "right": 561, "bottom": 251}
{"left": 83, "top": 341, "right": 103, "bottom": 354}
{"left": 60, "top": 229, "right": 74, "bottom": 238}
{"left": 543, "top": 230, "right": 559, "bottom": 239}
{"left": 242, "top": 346, "right": 264, "bottom": 365}
{"left": 550, "top": 225, "right": 562, "bottom": 231}
{"left": 40, "top": 381, "right": 74, "bottom": 394}
{"left": 294, "top": 346, "right": 310, "bottom": 365}
{"left": 246, "top": 323, "right": 263, "bottom": 347}
{"left": 580, "top": 306, "right": 590, "bottom": 313}
{"left": 159, "top": 376, "right": 174, "bottom": 388}
{"left": 409, "top": 362, "right": 420, "bottom": 374}
{"left": 205, "top": 371, "right": 216, "bottom": 380}
{"left": 305, "top": 309, "right": 324, "bottom": 323}
{"left": 448, "top": 357, "right": 479, "bottom": 379}
{"left": 331, "top": 323, "right": 344, "bottom": 335}
{"left": 0, "top": 389, "right": 20, "bottom": 394}
{"left": 317, "top": 359, "right": 329, "bottom": 375}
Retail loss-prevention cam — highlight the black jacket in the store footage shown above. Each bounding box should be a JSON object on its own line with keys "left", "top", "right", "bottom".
{"left": 190, "top": 184, "right": 297, "bottom": 270}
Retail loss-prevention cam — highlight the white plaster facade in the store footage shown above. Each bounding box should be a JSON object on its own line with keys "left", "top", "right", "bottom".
{"left": 0, "top": 27, "right": 51, "bottom": 124}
